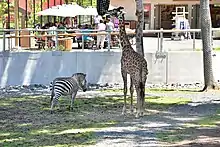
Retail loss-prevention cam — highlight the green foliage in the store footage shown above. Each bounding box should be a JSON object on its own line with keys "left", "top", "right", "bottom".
{"left": 27, "top": 0, "right": 47, "bottom": 27}
{"left": 0, "top": 0, "right": 10, "bottom": 28}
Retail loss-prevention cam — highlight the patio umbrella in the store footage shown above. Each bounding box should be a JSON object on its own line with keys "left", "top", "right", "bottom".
{"left": 82, "top": 7, "right": 98, "bottom": 16}
{"left": 37, "top": 4, "right": 85, "bottom": 17}
{"left": 56, "top": 4, "right": 86, "bottom": 17}
{"left": 37, "top": 7, "right": 59, "bottom": 16}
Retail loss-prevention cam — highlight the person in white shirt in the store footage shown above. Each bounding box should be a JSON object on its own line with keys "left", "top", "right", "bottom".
{"left": 48, "top": 23, "right": 57, "bottom": 48}
{"left": 106, "top": 18, "right": 114, "bottom": 48}
{"left": 94, "top": 15, "right": 102, "bottom": 29}
{"left": 106, "top": 18, "right": 114, "bottom": 32}
{"left": 96, "top": 20, "right": 106, "bottom": 49}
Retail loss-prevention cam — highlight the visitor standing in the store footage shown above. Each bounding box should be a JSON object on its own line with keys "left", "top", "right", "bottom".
{"left": 96, "top": 20, "right": 106, "bottom": 49}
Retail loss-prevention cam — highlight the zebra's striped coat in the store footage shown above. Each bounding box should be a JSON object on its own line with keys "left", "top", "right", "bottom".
{"left": 49, "top": 73, "right": 87, "bottom": 113}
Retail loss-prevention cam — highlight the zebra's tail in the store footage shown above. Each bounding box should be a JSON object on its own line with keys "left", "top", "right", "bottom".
{"left": 50, "top": 80, "right": 55, "bottom": 104}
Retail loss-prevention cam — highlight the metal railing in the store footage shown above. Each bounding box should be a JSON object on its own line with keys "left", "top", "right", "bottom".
{"left": 0, "top": 28, "right": 220, "bottom": 52}
{"left": 0, "top": 28, "right": 129, "bottom": 52}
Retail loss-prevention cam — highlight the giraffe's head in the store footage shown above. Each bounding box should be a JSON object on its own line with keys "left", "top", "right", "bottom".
{"left": 107, "top": 6, "right": 125, "bottom": 21}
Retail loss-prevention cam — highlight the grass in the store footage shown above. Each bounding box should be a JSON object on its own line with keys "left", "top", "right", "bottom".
{"left": 0, "top": 94, "right": 192, "bottom": 147}
{"left": 0, "top": 96, "right": 121, "bottom": 147}
{"left": 156, "top": 129, "right": 189, "bottom": 143}
{"left": 194, "top": 109, "right": 220, "bottom": 127}
{"left": 196, "top": 47, "right": 220, "bottom": 51}
{"left": 98, "top": 88, "right": 202, "bottom": 95}
{"left": 157, "top": 109, "right": 220, "bottom": 144}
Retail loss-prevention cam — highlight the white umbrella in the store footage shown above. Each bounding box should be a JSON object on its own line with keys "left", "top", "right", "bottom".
{"left": 82, "top": 7, "right": 98, "bottom": 16}
{"left": 37, "top": 7, "right": 58, "bottom": 16}
{"left": 57, "top": 4, "right": 85, "bottom": 17}
{"left": 37, "top": 4, "right": 85, "bottom": 17}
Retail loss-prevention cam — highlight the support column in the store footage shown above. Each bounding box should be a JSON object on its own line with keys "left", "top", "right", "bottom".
{"left": 14, "top": 0, "right": 19, "bottom": 47}
{"left": 154, "top": 4, "right": 160, "bottom": 29}
{"left": 188, "top": 4, "right": 192, "bottom": 28}
{"left": 150, "top": 4, "right": 155, "bottom": 29}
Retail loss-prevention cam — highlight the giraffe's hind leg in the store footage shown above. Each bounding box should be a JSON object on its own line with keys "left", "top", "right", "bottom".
{"left": 130, "top": 77, "right": 134, "bottom": 114}
{"left": 140, "top": 76, "right": 147, "bottom": 116}
{"left": 134, "top": 80, "right": 142, "bottom": 118}
{"left": 121, "top": 70, "right": 127, "bottom": 115}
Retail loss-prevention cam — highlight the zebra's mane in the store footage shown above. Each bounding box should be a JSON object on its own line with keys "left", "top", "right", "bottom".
{"left": 71, "top": 73, "right": 86, "bottom": 77}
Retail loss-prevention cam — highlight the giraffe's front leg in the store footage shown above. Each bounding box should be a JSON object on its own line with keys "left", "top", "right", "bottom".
{"left": 121, "top": 70, "right": 127, "bottom": 115}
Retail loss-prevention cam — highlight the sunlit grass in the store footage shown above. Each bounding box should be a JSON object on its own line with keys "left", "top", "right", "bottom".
{"left": 0, "top": 95, "right": 121, "bottom": 147}
{"left": 98, "top": 88, "right": 201, "bottom": 93}
{"left": 0, "top": 93, "right": 193, "bottom": 147}
{"left": 194, "top": 110, "right": 220, "bottom": 127}
{"left": 156, "top": 130, "right": 187, "bottom": 143}
{"left": 147, "top": 97, "right": 191, "bottom": 105}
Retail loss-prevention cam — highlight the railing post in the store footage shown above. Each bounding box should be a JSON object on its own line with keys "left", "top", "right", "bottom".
{"left": 107, "top": 31, "right": 111, "bottom": 51}
{"left": 55, "top": 29, "right": 58, "bottom": 50}
{"left": 82, "top": 34, "right": 84, "bottom": 51}
{"left": 157, "top": 32, "right": 160, "bottom": 51}
{"left": 3, "top": 30, "right": 6, "bottom": 52}
{"left": 160, "top": 28, "right": 163, "bottom": 52}
{"left": 193, "top": 31, "right": 196, "bottom": 51}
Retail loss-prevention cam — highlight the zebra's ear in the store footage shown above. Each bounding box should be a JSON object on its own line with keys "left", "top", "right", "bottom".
{"left": 83, "top": 73, "right": 87, "bottom": 77}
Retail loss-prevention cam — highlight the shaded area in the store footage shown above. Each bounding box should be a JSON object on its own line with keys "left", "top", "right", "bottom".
{"left": 0, "top": 96, "right": 125, "bottom": 146}
{"left": 1, "top": 91, "right": 220, "bottom": 146}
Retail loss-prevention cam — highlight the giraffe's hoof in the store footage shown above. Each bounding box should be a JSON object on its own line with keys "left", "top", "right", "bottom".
{"left": 122, "top": 110, "right": 126, "bottom": 115}
{"left": 135, "top": 112, "right": 140, "bottom": 118}
{"left": 122, "top": 106, "right": 126, "bottom": 115}
{"left": 70, "top": 107, "right": 74, "bottom": 111}
{"left": 130, "top": 107, "right": 134, "bottom": 114}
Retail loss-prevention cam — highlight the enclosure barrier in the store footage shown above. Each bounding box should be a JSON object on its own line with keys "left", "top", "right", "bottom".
{"left": 0, "top": 28, "right": 220, "bottom": 52}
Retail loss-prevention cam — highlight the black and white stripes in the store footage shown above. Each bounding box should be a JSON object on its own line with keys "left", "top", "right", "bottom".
{"left": 49, "top": 73, "right": 87, "bottom": 113}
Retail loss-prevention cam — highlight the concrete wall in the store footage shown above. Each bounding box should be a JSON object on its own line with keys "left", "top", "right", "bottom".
{"left": 0, "top": 51, "right": 220, "bottom": 88}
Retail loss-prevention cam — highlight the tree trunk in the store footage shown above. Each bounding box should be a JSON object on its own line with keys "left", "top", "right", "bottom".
{"left": 135, "top": 0, "right": 144, "bottom": 57}
{"left": 200, "top": 0, "right": 217, "bottom": 91}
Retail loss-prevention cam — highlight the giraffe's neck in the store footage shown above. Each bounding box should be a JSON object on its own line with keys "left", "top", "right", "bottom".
{"left": 119, "top": 15, "right": 132, "bottom": 51}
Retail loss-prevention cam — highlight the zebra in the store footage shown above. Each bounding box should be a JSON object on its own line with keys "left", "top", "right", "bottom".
{"left": 49, "top": 73, "right": 87, "bottom": 113}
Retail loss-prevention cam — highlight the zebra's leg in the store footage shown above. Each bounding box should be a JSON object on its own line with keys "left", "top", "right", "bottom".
{"left": 70, "top": 91, "right": 77, "bottom": 111}
{"left": 50, "top": 95, "right": 59, "bottom": 114}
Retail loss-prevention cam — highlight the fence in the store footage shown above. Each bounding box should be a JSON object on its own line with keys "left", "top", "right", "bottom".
{"left": 0, "top": 28, "right": 220, "bottom": 52}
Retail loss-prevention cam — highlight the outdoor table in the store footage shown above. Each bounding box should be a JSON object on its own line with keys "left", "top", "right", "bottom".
{"left": 58, "top": 37, "right": 72, "bottom": 51}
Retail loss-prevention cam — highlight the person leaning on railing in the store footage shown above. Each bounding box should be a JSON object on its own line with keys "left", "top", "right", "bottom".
{"left": 96, "top": 19, "right": 106, "bottom": 50}
{"left": 106, "top": 18, "right": 114, "bottom": 48}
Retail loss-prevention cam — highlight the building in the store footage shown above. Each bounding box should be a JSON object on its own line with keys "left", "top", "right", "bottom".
{"left": 111, "top": 0, "right": 220, "bottom": 30}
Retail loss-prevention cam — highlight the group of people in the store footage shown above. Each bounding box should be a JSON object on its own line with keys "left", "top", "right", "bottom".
{"left": 34, "top": 15, "right": 119, "bottom": 49}
{"left": 93, "top": 15, "right": 118, "bottom": 49}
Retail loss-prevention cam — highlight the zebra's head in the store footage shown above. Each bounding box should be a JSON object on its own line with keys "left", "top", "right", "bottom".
{"left": 72, "top": 73, "right": 87, "bottom": 92}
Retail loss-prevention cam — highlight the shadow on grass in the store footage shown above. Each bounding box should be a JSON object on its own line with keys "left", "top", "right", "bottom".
{"left": 0, "top": 96, "right": 125, "bottom": 147}
{"left": 1, "top": 94, "right": 220, "bottom": 146}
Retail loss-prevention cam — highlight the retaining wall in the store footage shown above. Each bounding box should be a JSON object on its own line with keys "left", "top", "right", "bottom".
{"left": 0, "top": 51, "right": 219, "bottom": 88}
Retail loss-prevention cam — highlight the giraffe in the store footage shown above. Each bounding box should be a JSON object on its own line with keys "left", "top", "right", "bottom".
{"left": 115, "top": 8, "right": 148, "bottom": 118}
